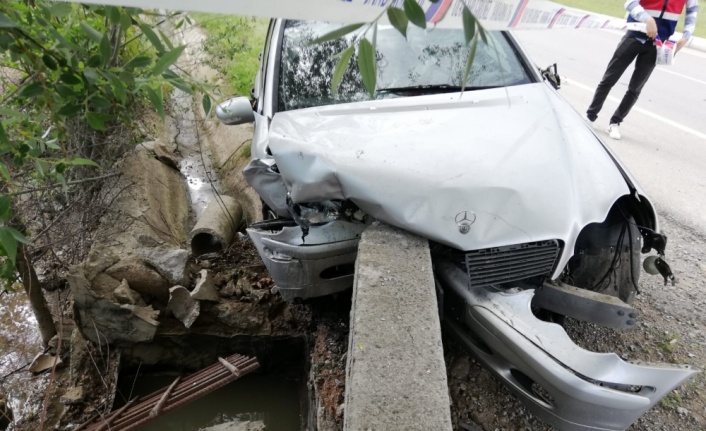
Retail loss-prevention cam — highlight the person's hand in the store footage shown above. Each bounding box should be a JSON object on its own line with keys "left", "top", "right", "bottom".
{"left": 676, "top": 37, "right": 688, "bottom": 53}
{"left": 645, "top": 17, "right": 658, "bottom": 39}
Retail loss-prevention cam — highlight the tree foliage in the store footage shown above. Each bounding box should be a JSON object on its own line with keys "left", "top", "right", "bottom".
{"left": 0, "top": 1, "right": 200, "bottom": 285}
{"left": 314, "top": 0, "right": 487, "bottom": 97}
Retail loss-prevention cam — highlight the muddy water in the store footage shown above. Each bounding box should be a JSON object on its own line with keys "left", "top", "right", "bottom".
{"left": 0, "top": 290, "right": 41, "bottom": 378}
{"left": 117, "top": 374, "right": 301, "bottom": 431}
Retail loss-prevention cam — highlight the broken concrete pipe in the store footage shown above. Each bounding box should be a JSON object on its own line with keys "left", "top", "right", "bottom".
{"left": 189, "top": 196, "right": 242, "bottom": 256}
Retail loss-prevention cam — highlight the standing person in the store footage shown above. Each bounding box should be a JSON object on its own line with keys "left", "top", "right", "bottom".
{"left": 586, "top": 0, "right": 698, "bottom": 140}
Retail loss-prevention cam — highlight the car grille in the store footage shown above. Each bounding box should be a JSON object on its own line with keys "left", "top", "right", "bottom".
{"left": 463, "top": 240, "right": 561, "bottom": 287}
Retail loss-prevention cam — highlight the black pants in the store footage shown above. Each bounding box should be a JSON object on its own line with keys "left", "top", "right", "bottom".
{"left": 586, "top": 35, "right": 656, "bottom": 125}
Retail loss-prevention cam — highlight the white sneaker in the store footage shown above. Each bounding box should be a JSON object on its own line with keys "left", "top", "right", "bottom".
{"left": 607, "top": 123, "right": 621, "bottom": 140}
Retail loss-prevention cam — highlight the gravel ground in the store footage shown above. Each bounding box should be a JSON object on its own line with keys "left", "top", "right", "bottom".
{"left": 447, "top": 212, "right": 706, "bottom": 430}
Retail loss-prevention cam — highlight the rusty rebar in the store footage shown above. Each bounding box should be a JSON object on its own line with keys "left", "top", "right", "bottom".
{"left": 83, "top": 354, "right": 258, "bottom": 431}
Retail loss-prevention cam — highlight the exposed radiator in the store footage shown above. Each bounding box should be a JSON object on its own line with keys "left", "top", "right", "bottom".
{"left": 463, "top": 240, "right": 561, "bottom": 287}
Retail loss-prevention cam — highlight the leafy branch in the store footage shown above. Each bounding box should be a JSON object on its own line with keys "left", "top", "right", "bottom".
{"left": 313, "top": 0, "right": 487, "bottom": 97}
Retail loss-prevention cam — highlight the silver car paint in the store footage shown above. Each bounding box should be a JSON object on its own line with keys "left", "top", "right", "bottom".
{"left": 267, "top": 82, "right": 632, "bottom": 277}
{"left": 438, "top": 261, "right": 697, "bottom": 431}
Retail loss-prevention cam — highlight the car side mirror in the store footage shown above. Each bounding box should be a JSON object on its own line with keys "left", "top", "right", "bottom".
{"left": 216, "top": 97, "right": 255, "bottom": 126}
{"left": 540, "top": 63, "right": 561, "bottom": 90}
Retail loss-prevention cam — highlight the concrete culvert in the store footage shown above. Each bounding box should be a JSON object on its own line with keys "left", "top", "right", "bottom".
{"left": 189, "top": 196, "right": 243, "bottom": 256}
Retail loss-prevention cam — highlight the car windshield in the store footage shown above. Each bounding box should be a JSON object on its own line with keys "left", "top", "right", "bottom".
{"left": 278, "top": 20, "right": 532, "bottom": 111}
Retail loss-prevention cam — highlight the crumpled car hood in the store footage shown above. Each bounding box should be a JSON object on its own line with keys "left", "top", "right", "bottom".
{"left": 268, "top": 83, "right": 631, "bottom": 277}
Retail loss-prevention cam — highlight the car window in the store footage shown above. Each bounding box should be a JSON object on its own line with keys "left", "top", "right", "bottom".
{"left": 278, "top": 21, "right": 532, "bottom": 112}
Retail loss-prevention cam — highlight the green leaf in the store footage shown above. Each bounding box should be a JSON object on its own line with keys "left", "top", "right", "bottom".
{"left": 331, "top": 45, "right": 354, "bottom": 96}
{"left": 0, "top": 196, "right": 10, "bottom": 220}
{"left": 0, "top": 163, "right": 11, "bottom": 184}
{"left": 86, "top": 112, "right": 107, "bottom": 131}
{"left": 0, "top": 122, "right": 9, "bottom": 147}
{"left": 89, "top": 95, "right": 112, "bottom": 110}
{"left": 49, "top": 3, "right": 73, "bottom": 19}
{"left": 42, "top": 54, "right": 57, "bottom": 70}
{"left": 59, "top": 72, "right": 82, "bottom": 85}
{"left": 126, "top": 55, "right": 152, "bottom": 69}
{"left": 56, "top": 173, "right": 68, "bottom": 193}
{"left": 309, "top": 23, "right": 364, "bottom": 45}
{"left": 105, "top": 72, "right": 127, "bottom": 104}
{"left": 120, "top": 12, "right": 133, "bottom": 32}
{"left": 57, "top": 103, "right": 83, "bottom": 116}
{"left": 461, "top": 36, "right": 479, "bottom": 94}
{"left": 0, "top": 107, "right": 22, "bottom": 118}
{"left": 159, "top": 29, "right": 174, "bottom": 50}
{"left": 463, "top": 6, "right": 477, "bottom": 45}
{"left": 55, "top": 84, "right": 77, "bottom": 98}
{"left": 404, "top": 0, "right": 426, "bottom": 29}
{"left": 357, "top": 39, "right": 377, "bottom": 98}
{"left": 0, "top": 226, "right": 17, "bottom": 264}
{"left": 0, "top": 12, "right": 19, "bottom": 28}
{"left": 478, "top": 26, "right": 488, "bottom": 44}
{"left": 80, "top": 22, "right": 104, "bottom": 44}
{"left": 68, "top": 157, "right": 100, "bottom": 167}
{"left": 387, "top": 7, "right": 409, "bottom": 39}
{"left": 45, "top": 140, "right": 61, "bottom": 150}
{"left": 108, "top": 7, "right": 121, "bottom": 24}
{"left": 99, "top": 33, "right": 112, "bottom": 66}
{"left": 151, "top": 45, "right": 186, "bottom": 76}
{"left": 35, "top": 159, "right": 48, "bottom": 177}
{"left": 145, "top": 87, "right": 165, "bottom": 122}
{"left": 166, "top": 76, "right": 193, "bottom": 94}
{"left": 7, "top": 226, "right": 31, "bottom": 245}
{"left": 83, "top": 68, "right": 99, "bottom": 86}
{"left": 19, "top": 82, "right": 43, "bottom": 98}
{"left": 140, "top": 23, "right": 165, "bottom": 53}
{"left": 202, "top": 93, "right": 212, "bottom": 116}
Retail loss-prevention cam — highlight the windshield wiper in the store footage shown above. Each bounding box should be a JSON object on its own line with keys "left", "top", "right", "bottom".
{"left": 376, "top": 84, "right": 499, "bottom": 94}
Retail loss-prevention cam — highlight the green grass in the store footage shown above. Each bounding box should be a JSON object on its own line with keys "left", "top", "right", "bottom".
{"left": 192, "top": 14, "right": 269, "bottom": 97}
{"left": 552, "top": 0, "right": 706, "bottom": 38}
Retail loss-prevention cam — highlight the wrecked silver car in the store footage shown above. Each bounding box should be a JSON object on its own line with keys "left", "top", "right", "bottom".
{"left": 216, "top": 19, "right": 697, "bottom": 431}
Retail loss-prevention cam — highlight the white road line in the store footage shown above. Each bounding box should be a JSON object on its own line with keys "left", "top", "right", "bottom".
{"left": 566, "top": 78, "right": 706, "bottom": 140}
{"left": 656, "top": 67, "right": 706, "bottom": 86}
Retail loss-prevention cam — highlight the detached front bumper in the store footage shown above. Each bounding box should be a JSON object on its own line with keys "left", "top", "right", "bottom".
{"left": 437, "top": 262, "right": 698, "bottom": 431}
{"left": 247, "top": 220, "right": 367, "bottom": 301}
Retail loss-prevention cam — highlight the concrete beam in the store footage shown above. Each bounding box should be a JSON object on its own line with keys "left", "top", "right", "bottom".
{"left": 344, "top": 223, "right": 452, "bottom": 431}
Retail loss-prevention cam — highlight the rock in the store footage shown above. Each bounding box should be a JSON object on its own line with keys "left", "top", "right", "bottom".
{"left": 450, "top": 356, "right": 471, "bottom": 378}
{"left": 677, "top": 406, "right": 689, "bottom": 415}
{"left": 213, "top": 272, "right": 228, "bottom": 287}
{"left": 69, "top": 271, "right": 159, "bottom": 344}
{"left": 114, "top": 279, "right": 146, "bottom": 306}
{"left": 210, "top": 302, "right": 268, "bottom": 333}
{"left": 168, "top": 285, "right": 200, "bottom": 328}
{"left": 125, "top": 304, "right": 160, "bottom": 326}
{"left": 106, "top": 255, "right": 170, "bottom": 300}
{"left": 136, "top": 234, "right": 162, "bottom": 248}
{"left": 92, "top": 273, "right": 121, "bottom": 296}
{"left": 154, "top": 139, "right": 180, "bottom": 170}
{"left": 336, "top": 403, "right": 345, "bottom": 418}
{"left": 199, "top": 260, "right": 212, "bottom": 269}
{"left": 192, "top": 269, "right": 219, "bottom": 302}
{"left": 60, "top": 386, "right": 85, "bottom": 405}
{"left": 221, "top": 280, "right": 237, "bottom": 297}
{"left": 235, "top": 278, "right": 252, "bottom": 297}
{"left": 139, "top": 248, "right": 190, "bottom": 286}
{"left": 82, "top": 244, "right": 120, "bottom": 281}
{"left": 29, "top": 353, "right": 62, "bottom": 374}
{"left": 199, "top": 420, "right": 266, "bottom": 431}
{"left": 250, "top": 289, "right": 268, "bottom": 304}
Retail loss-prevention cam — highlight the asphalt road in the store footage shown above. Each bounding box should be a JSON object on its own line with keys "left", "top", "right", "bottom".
{"left": 513, "top": 29, "right": 706, "bottom": 237}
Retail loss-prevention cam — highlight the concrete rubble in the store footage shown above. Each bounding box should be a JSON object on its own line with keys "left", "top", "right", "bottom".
{"left": 168, "top": 285, "right": 201, "bottom": 329}
{"left": 192, "top": 269, "right": 220, "bottom": 301}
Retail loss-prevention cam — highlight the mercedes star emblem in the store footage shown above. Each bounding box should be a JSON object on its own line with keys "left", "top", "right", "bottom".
{"left": 455, "top": 211, "right": 476, "bottom": 234}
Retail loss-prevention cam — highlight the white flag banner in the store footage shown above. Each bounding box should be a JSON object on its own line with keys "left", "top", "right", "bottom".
{"left": 59, "top": 0, "right": 637, "bottom": 31}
